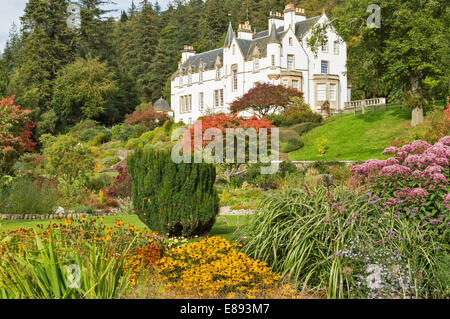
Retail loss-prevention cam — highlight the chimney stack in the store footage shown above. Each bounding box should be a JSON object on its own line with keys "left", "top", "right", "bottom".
{"left": 237, "top": 21, "right": 253, "bottom": 40}
{"left": 283, "top": 3, "right": 306, "bottom": 30}
{"left": 268, "top": 11, "right": 284, "bottom": 34}
{"left": 181, "top": 45, "right": 195, "bottom": 64}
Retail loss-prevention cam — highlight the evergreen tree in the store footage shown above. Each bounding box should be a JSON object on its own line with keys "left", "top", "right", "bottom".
{"left": 77, "top": 0, "right": 116, "bottom": 62}
{"left": 148, "top": 25, "right": 180, "bottom": 102}
{"left": 125, "top": 1, "right": 160, "bottom": 101}
{"left": 120, "top": 10, "right": 128, "bottom": 23}
{"left": 10, "top": 0, "right": 74, "bottom": 114}
{"left": 199, "top": 0, "right": 228, "bottom": 51}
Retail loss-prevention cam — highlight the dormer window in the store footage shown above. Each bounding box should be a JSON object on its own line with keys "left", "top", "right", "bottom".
{"left": 232, "top": 44, "right": 236, "bottom": 55}
{"left": 216, "top": 67, "right": 221, "bottom": 80}
{"left": 289, "top": 37, "right": 293, "bottom": 46}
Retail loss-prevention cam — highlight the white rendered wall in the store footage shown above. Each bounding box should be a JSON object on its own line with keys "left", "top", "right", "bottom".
{"left": 171, "top": 14, "right": 348, "bottom": 123}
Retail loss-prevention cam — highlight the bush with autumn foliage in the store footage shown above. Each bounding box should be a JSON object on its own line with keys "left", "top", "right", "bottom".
{"left": 268, "top": 96, "right": 323, "bottom": 127}
{"left": 125, "top": 106, "right": 170, "bottom": 130}
{"left": 410, "top": 102, "right": 450, "bottom": 144}
{"left": 183, "top": 113, "right": 274, "bottom": 181}
{"left": 230, "top": 83, "right": 303, "bottom": 117}
{"left": 0, "top": 96, "right": 36, "bottom": 173}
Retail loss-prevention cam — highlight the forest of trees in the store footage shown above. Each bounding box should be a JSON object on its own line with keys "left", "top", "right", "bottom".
{"left": 0, "top": 0, "right": 448, "bottom": 136}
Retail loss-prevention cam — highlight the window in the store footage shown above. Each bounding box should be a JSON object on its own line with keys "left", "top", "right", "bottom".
{"left": 289, "top": 37, "right": 293, "bottom": 46}
{"left": 287, "top": 55, "right": 294, "bottom": 71}
{"left": 180, "top": 95, "right": 192, "bottom": 113}
{"left": 321, "top": 61, "right": 329, "bottom": 74}
{"left": 292, "top": 80, "right": 299, "bottom": 90}
{"left": 232, "top": 68, "right": 238, "bottom": 91}
{"left": 214, "top": 89, "right": 224, "bottom": 108}
{"left": 199, "top": 92, "right": 204, "bottom": 111}
{"left": 330, "top": 84, "right": 336, "bottom": 101}
{"left": 214, "top": 90, "right": 219, "bottom": 108}
{"left": 216, "top": 67, "right": 221, "bottom": 80}
{"left": 253, "top": 58, "right": 259, "bottom": 71}
{"left": 321, "top": 40, "right": 328, "bottom": 53}
{"left": 334, "top": 41, "right": 339, "bottom": 55}
{"left": 317, "top": 84, "right": 327, "bottom": 101}
{"left": 271, "top": 55, "right": 276, "bottom": 67}
{"left": 232, "top": 45, "right": 236, "bottom": 55}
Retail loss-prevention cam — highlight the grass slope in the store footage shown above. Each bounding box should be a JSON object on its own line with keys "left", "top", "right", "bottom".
{"left": 289, "top": 108, "right": 412, "bottom": 161}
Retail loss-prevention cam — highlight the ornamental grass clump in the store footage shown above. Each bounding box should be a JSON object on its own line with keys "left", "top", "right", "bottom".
{"left": 237, "top": 185, "right": 381, "bottom": 298}
{"left": 238, "top": 184, "right": 447, "bottom": 298}
{"left": 156, "top": 237, "right": 295, "bottom": 299}
{"left": 128, "top": 148, "right": 219, "bottom": 237}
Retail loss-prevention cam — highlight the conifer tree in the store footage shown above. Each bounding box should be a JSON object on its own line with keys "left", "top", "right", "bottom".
{"left": 10, "top": 0, "right": 74, "bottom": 114}
{"left": 125, "top": 1, "right": 159, "bottom": 101}
{"left": 77, "top": 0, "right": 116, "bottom": 62}
{"left": 148, "top": 25, "right": 180, "bottom": 102}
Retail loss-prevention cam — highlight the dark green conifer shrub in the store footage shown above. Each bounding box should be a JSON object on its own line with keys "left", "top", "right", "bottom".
{"left": 128, "top": 149, "right": 219, "bottom": 237}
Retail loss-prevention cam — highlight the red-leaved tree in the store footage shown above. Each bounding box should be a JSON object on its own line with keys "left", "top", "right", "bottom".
{"left": 230, "top": 83, "right": 303, "bottom": 117}
{"left": 181, "top": 113, "right": 274, "bottom": 181}
{"left": 0, "top": 95, "right": 36, "bottom": 173}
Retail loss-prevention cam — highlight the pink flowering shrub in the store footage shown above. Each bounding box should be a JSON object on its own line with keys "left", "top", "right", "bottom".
{"left": 350, "top": 137, "right": 449, "bottom": 235}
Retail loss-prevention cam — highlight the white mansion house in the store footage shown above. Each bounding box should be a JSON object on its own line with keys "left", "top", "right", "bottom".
{"left": 170, "top": 3, "right": 350, "bottom": 124}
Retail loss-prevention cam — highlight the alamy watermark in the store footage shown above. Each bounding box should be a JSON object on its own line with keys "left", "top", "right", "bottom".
{"left": 170, "top": 121, "right": 280, "bottom": 175}
{"left": 66, "top": 264, "right": 81, "bottom": 289}
{"left": 367, "top": 4, "right": 381, "bottom": 29}
{"left": 67, "top": 3, "right": 81, "bottom": 30}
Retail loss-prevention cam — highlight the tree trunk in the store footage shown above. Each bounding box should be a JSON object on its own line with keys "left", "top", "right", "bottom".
{"left": 411, "top": 107, "right": 424, "bottom": 127}
{"left": 409, "top": 73, "right": 424, "bottom": 127}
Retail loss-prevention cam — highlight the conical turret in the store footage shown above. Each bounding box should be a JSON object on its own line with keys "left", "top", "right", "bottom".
{"left": 224, "top": 22, "right": 235, "bottom": 47}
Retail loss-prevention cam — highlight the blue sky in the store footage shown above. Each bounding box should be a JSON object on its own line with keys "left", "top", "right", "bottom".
{"left": 0, "top": 0, "right": 170, "bottom": 53}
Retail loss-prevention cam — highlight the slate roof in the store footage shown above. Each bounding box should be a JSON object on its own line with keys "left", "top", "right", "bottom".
{"left": 180, "top": 16, "right": 320, "bottom": 72}
{"left": 182, "top": 48, "right": 223, "bottom": 73}
{"left": 295, "top": 16, "right": 320, "bottom": 38}
{"left": 154, "top": 97, "right": 171, "bottom": 111}
{"left": 224, "top": 23, "right": 235, "bottom": 47}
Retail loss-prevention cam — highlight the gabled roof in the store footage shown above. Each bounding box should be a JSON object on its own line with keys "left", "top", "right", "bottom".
{"left": 295, "top": 16, "right": 320, "bottom": 38}
{"left": 178, "top": 16, "right": 320, "bottom": 72}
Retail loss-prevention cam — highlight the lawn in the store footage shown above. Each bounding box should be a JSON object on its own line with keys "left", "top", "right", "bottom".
{"left": 289, "top": 107, "right": 412, "bottom": 161}
{"left": 0, "top": 214, "right": 250, "bottom": 242}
